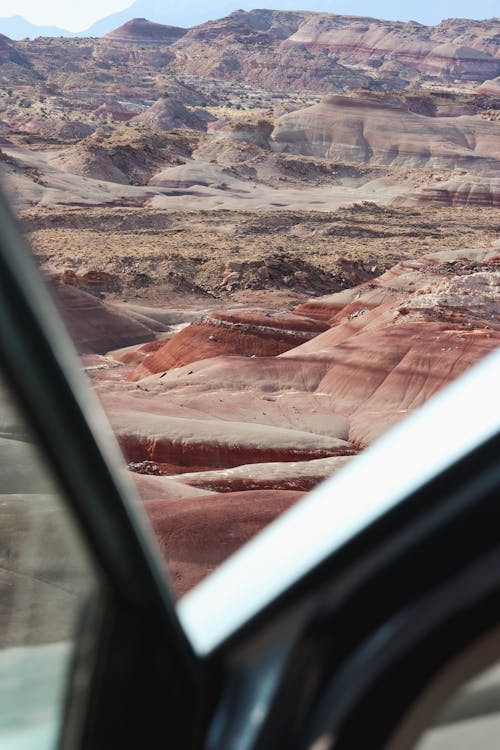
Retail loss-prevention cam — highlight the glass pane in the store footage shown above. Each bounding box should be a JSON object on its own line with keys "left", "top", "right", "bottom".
{"left": 0, "top": 374, "right": 99, "bottom": 750}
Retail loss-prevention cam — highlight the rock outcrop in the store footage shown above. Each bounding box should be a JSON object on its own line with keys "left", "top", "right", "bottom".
{"left": 54, "top": 128, "right": 198, "bottom": 185}
{"left": 171, "top": 11, "right": 373, "bottom": 92}
{"left": 5, "top": 12, "right": 500, "bottom": 99}
{"left": 99, "top": 283, "right": 497, "bottom": 489}
{"left": 118, "top": 248, "right": 499, "bottom": 455}
{"left": 130, "top": 97, "right": 208, "bottom": 132}
{"left": 111, "top": 409, "right": 356, "bottom": 473}
{"left": 82, "top": 244, "right": 500, "bottom": 595}
{"left": 165, "top": 11, "right": 500, "bottom": 91}
{"left": 290, "top": 249, "right": 500, "bottom": 443}
{"left": 95, "top": 18, "right": 186, "bottom": 67}
{"left": 132, "top": 472, "right": 217, "bottom": 501}
{"left": 93, "top": 101, "right": 136, "bottom": 123}
{"left": 199, "top": 117, "right": 274, "bottom": 162}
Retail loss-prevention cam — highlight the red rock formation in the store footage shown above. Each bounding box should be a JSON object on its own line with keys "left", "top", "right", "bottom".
{"left": 286, "top": 250, "right": 500, "bottom": 444}
{"left": 122, "top": 249, "right": 499, "bottom": 452}
{"left": 171, "top": 14, "right": 371, "bottom": 92}
{"left": 413, "top": 177, "right": 500, "bottom": 208}
{"left": 145, "top": 490, "right": 303, "bottom": 596}
{"left": 211, "top": 118, "right": 274, "bottom": 148}
{"left": 54, "top": 129, "right": 197, "bottom": 186}
{"left": 6, "top": 12, "right": 500, "bottom": 100}
{"left": 132, "top": 472, "right": 217, "bottom": 501}
{"left": 111, "top": 339, "right": 166, "bottom": 367}
{"left": 90, "top": 246, "right": 499, "bottom": 595}
{"left": 95, "top": 19, "right": 186, "bottom": 67}
{"left": 434, "top": 18, "right": 500, "bottom": 59}
{"left": 311, "top": 321, "right": 498, "bottom": 445}
{"left": 100, "top": 387, "right": 350, "bottom": 446}
{"left": 421, "top": 43, "right": 498, "bottom": 80}
{"left": 93, "top": 102, "right": 135, "bottom": 122}
{"left": 131, "top": 309, "right": 328, "bottom": 379}
{"left": 111, "top": 409, "right": 356, "bottom": 472}
{"left": 169, "top": 455, "right": 352, "bottom": 493}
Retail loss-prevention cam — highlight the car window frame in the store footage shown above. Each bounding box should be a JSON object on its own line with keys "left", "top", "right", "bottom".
{"left": 0, "top": 191, "right": 204, "bottom": 750}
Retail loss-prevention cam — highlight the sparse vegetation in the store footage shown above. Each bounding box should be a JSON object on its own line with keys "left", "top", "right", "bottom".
{"left": 20, "top": 206, "right": 498, "bottom": 304}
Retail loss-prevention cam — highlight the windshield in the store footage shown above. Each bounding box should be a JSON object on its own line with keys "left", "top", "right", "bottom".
{"left": 0, "top": 4, "right": 498, "bottom": 610}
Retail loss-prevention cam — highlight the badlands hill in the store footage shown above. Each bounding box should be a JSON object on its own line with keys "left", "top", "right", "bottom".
{"left": 273, "top": 94, "right": 500, "bottom": 170}
{"left": 0, "top": 33, "right": 15, "bottom": 61}
{"left": 104, "top": 18, "right": 187, "bottom": 45}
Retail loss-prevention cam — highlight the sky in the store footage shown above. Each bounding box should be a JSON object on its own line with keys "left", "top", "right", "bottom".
{"left": 0, "top": 1, "right": 134, "bottom": 31}
{"left": 0, "top": 0, "right": 497, "bottom": 31}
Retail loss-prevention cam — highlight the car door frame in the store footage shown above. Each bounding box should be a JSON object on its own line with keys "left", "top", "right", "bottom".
{"left": 0, "top": 193, "right": 209, "bottom": 749}
{"left": 185, "top": 355, "right": 500, "bottom": 750}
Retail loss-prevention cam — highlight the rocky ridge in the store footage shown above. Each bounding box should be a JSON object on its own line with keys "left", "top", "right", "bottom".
{"left": 283, "top": 14, "right": 499, "bottom": 81}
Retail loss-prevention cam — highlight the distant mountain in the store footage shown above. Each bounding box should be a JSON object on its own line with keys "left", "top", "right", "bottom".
{"left": 0, "top": 15, "right": 73, "bottom": 40}
{"left": 79, "top": 1, "right": 337, "bottom": 37}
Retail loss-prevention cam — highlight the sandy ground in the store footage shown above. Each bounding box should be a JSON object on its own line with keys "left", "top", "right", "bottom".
{"left": 1, "top": 142, "right": 414, "bottom": 212}
{"left": 17, "top": 202, "right": 497, "bottom": 309}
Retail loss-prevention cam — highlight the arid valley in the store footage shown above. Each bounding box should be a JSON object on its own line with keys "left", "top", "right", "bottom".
{"left": 1, "top": 8, "right": 499, "bottom": 595}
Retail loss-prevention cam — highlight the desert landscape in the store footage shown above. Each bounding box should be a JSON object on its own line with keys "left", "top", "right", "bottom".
{"left": 0, "top": 8, "right": 499, "bottom": 595}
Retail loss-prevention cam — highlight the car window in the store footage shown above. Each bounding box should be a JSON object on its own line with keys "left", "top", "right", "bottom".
{"left": 0, "top": 372, "right": 100, "bottom": 750}
{"left": 0, "top": 6, "right": 498, "bottom": 611}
